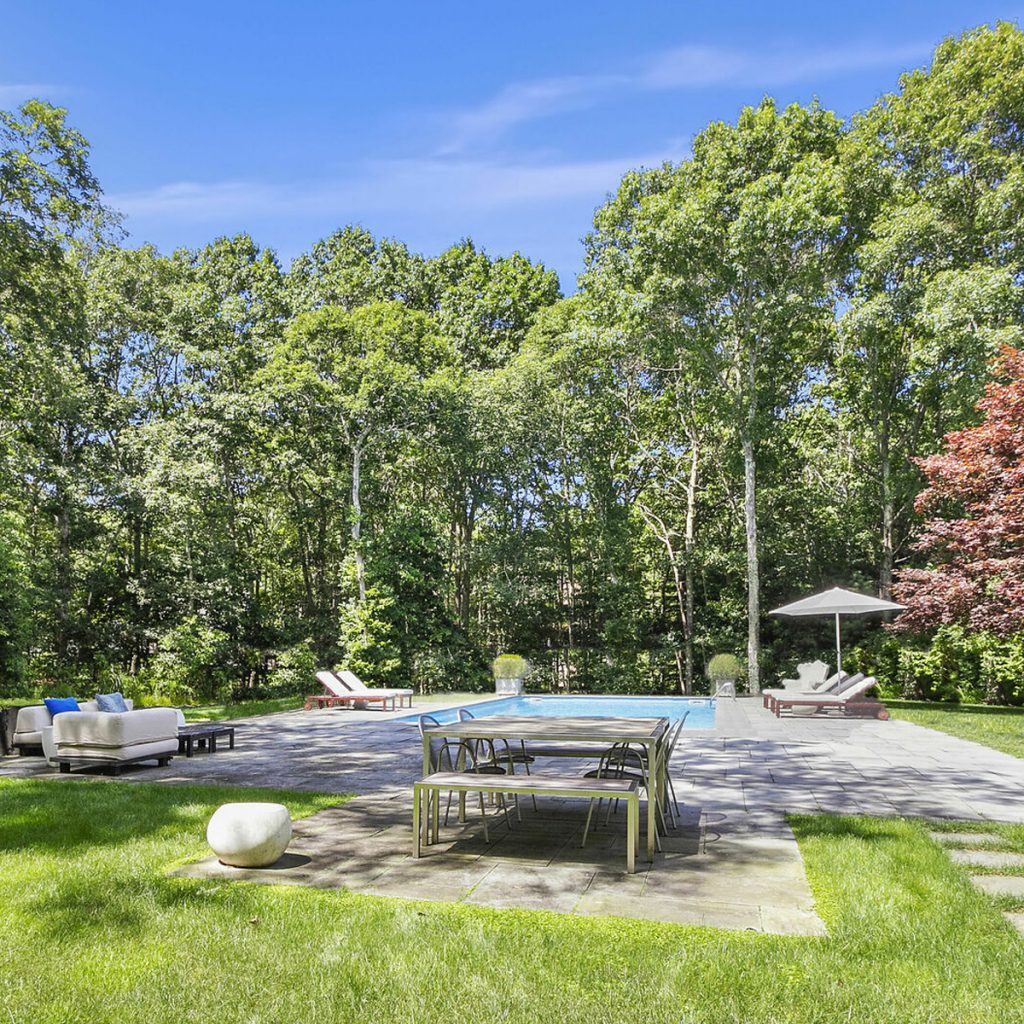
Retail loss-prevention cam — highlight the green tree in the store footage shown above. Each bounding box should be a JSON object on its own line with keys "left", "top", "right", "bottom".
{"left": 584, "top": 99, "right": 847, "bottom": 688}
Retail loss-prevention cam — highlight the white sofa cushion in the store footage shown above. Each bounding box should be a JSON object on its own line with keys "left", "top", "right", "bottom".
{"left": 53, "top": 708, "right": 178, "bottom": 750}
{"left": 13, "top": 705, "right": 53, "bottom": 745}
{"left": 57, "top": 737, "right": 178, "bottom": 762}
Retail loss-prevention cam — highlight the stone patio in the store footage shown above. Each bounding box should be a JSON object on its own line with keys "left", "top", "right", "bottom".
{"left": 171, "top": 790, "right": 824, "bottom": 934}
{"left": 7, "top": 695, "right": 1024, "bottom": 934}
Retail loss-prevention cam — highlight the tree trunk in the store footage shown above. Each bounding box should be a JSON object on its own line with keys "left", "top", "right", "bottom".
{"left": 879, "top": 433, "right": 894, "bottom": 599}
{"left": 683, "top": 435, "right": 699, "bottom": 693}
{"left": 351, "top": 444, "right": 366, "bottom": 604}
{"left": 743, "top": 349, "right": 760, "bottom": 692}
{"left": 455, "top": 494, "right": 476, "bottom": 631}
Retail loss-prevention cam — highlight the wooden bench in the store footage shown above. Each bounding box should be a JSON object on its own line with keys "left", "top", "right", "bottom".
{"left": 413, "top": 772, "right": 641, "bottom": 873}
{"left": 303, "top": 693, "right": 396, "bottom": 712}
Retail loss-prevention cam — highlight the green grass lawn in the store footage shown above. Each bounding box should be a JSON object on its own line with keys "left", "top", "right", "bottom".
{"left": 179, "top": 691, "right": 490, "bottom": 722}
{"left": 2, "top": 779, "right": 1024, "bottom": 1023}
{"left": 888, "top": 701, "right": 1024, "bottom": 760}
{"left": 180, "top": 696, "right": 305, "bottom": 721}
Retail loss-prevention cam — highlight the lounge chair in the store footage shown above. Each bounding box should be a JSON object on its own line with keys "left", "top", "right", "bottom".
{"left": 769, "top": 675, "right": 886, "bottom": 718}
{"left": 334, "top": 669, "right": 414, "bottom": 709}
{"left": 305, "top": 671, "right": 398, "bottom": 711}
{"left": 762, "top": 671, "right": 861, "bottom": 711}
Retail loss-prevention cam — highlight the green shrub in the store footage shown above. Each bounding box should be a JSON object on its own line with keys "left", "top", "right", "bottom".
{"left": 337, "top": 588, "right": 403, "bottom": 687}
{"left": 849, "top": 626, "right": 1024, "bottom": 705}
{"left": 707, "top": 653, "right": 742, "bottom": 681}
{"left": 492, "top": 654, "right": 530, "bottom": 679}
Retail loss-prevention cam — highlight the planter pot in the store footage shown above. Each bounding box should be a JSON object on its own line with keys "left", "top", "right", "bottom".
{"left": 711, "top": 678, "right": 737, "bottom": 699}
{"left": 495, "top": 677, "right": 525, "bottom": 696}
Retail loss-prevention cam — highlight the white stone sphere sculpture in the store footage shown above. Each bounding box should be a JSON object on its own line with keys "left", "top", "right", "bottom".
{"left": 207, "top": 802, "right": 292, "bottom": 867}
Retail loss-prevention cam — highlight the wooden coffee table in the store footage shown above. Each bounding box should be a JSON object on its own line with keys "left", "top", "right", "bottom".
{"left": 178, "top": 724, "right": 236, "bottom": 757}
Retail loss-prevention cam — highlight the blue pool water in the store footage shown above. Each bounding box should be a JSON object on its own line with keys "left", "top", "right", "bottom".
{"left": 397, "top": 695, "right": 715, "bottom": 727}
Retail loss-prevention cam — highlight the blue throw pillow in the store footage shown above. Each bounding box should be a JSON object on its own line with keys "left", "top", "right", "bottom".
{"left": 43, "top": 696, "right": 80, "bottom": 718}
{"left": 95, "top": 692, "right": 129, "bottom": 713}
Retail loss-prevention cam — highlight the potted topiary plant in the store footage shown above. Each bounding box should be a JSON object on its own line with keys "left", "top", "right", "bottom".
{"left": 492, "top": 654, "right": 530, "bottom": 696}
{"left": 707, "top": 653, "right": 742, "bottom": 698}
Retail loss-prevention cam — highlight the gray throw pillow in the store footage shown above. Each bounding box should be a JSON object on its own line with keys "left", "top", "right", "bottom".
{"left": 95, "top": 691, "right": 129, "bottom": 713}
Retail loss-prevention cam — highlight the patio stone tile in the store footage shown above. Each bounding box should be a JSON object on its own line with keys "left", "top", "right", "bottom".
{"left": 759, "top": 905, "right": 828, "bottom": 937}
{"left": 574, "top": 893, "right": 763, "bottom": 931}
{"left": 583, "top": 869, "right": 649, "bottom": 900}
{"left": 970, "top": 874, "right": 1024, "bottom": 898}
{"left": 1003, "top": 911, "right": 1024, "bottom": 934}
{"left": 360, "top": 858, "right": 497, "bottom": 902}
{"left": 930, "top": 830, "right": 1000, "bottom": 846}
{"left": 465, "top": 864, "right": 597, "bottom": 913}
{"left": 948, "top": 849, "right": 1024, "bottom": 869}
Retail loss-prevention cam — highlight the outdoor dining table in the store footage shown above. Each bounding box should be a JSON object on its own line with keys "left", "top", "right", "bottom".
{"left": 420, "top": 715, "right": 670, "bottom": 861}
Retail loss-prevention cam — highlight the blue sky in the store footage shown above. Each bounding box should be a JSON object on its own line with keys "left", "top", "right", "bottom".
{"left": 2, "top": 1, "right": 1014, "bottom": 290}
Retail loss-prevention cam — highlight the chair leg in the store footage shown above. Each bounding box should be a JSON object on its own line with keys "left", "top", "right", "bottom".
{"left": 521, "top": 755, "right": 539, "bottom": 812}
{"left": 413, "top": 786, "right": 422, "bottom": 858}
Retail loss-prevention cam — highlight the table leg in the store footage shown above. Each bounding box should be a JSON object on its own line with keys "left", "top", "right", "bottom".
{"left": 413, "top": 785, "right": 422, "bottom": 858}
{"left": 229, "top": 730, "right": 235, "bottom": 750}
{"left": 209, "top": 734, "right": 217, "bottom": 753}
{"left": 185, "top": 737, "right": 193, "bottom": 758}
{"left": 627, "top": 793, "right": 637, "bottom": 874}
{"left": 645, "top": 739, "right": 657, "bottom": 861}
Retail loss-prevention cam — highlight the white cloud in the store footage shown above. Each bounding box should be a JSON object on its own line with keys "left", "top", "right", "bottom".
{"left": 442, "top": 39, "right": 931, "bottom": 149}
{"left": 108, "top": 148, "right": 681, "bottom": 225}
{"left": 641, "top": 41, "right": 929, "bottom": 89}
{"left": 442, "top": 74, "right": 628, "bottom": 153}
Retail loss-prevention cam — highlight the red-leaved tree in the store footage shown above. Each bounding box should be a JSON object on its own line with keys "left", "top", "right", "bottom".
{"left": 893, "top": 346, "right": 1024, "bottom": 636}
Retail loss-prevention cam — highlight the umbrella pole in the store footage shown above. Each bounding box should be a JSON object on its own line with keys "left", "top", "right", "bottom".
{"left": 835, "top": 612, "right": 842, "bottom": 679}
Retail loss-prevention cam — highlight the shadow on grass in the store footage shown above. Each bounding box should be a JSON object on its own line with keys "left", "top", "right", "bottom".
{"left": 787, "top": 814, "right": 911, "bottom": 844}
{"left": 25, "top": 867, "right": 281, "bottom": 942}
{"left": 0, "top": 778, "right": 338, "bottom": 856}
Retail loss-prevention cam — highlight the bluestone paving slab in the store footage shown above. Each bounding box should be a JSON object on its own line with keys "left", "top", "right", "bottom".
{"left": 1003, "top": 912, "right": 1024, "bottom": 934}
{"left": 948, "top": 849, "right": 1024, "bottom": 869}
{"left": 930, "top": 831, "right": 1000, "bottom": 846}
{"left": 574, "top": 892, "right": 763, "bottom": 930}
{"left": 760, "top": 905, "right": 829, "bottom": 937}
{"left": 970, "top": 874, "right": 1024, "bottom": 898}
{"left": 465, "top": 864, "right": 597, "bottom": 912}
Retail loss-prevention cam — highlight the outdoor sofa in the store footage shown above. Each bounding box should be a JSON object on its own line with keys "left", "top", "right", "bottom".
{"left": 13, "top": 699, "right": 179, "bottom": 773}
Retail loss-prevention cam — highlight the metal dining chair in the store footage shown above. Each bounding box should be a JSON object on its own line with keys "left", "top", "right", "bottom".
{"left": 457, "top": 708, "right": 537, "bottom": 811}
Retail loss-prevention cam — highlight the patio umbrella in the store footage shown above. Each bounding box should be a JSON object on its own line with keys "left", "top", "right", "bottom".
{"left": 769, "top": 587, "right": 905, "bottom": 678}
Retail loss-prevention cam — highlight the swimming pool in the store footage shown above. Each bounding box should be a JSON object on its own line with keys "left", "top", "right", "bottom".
{"left": 397, "top": 695, "right": 715, "bottom": 727}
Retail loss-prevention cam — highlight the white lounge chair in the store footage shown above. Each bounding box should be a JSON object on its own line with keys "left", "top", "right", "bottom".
{"left": 333, "top": 669, "right": 414, "bottom": 709}
{"left": 769, "top": 675, "right": 886, "bottom": 718}
{"left": 762, "top": 671, "right": 861, "bottom": 710}
{"left": 306, "top": 670, "right": 398, "bottom": 711}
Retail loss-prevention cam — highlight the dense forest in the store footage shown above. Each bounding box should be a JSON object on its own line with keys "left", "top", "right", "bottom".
{"left": 2, "top": 23, "right": 1024, "bottom": 704}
